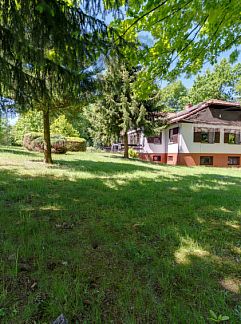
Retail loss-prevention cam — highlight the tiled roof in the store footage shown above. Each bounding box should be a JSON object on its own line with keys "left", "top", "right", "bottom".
{"left": 168, "top": 99, "right": 241, "bottom": 124}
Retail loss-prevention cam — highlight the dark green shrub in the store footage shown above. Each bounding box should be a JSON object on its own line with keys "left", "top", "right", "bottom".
{"left": 66, "top": 137, "right": 86, "bottom": 152}
{"left": 23, "top": 132, "right": 67, "bottom": 154}
{"left": 23, "top": 132, "right": 43, "bottom": 151}
{"left": 49, "top": 135, "right": 67, "bottom": 154}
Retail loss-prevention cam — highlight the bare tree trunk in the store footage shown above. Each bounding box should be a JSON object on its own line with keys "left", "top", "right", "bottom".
{"left": 123, "top": 131, "right": 129, "bottom": 159}
{"left": 43, "top": 108, "right": 53, "bottom": 164}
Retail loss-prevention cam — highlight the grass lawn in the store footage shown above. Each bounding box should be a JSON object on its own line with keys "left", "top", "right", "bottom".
{"left": 0, "top": 146, "right": 240, "bottom": 323}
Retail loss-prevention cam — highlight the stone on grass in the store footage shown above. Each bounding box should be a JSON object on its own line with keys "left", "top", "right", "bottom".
{"left": 52, "top": 313, "right": 68, "bottom": 324}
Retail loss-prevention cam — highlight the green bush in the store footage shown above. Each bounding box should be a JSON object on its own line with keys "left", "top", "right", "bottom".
{"left": 128, "top": 148, "right": 139, "bottom": 159}
{"left": 13, "top": 112, "right": 79, "bottom": 146}
{"left": 23, "top": 132, "right": 67, "bottom": 154}
{"left": 23, "top": 132, "right": 43, "bottom": 151}
{"left": 66, "top": 137, "right": 86, "bottom": 152}
{"left": 49, "top": 135, "right": 67, "bottom": 154}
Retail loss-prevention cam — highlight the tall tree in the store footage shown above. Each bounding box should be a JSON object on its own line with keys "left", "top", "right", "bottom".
{"left": 0, "top": 0, "right": 123, "bottom": 163}
{"left": 158, "top": 81, "right": 187, "bottom": 111}
{"left": 88, "top": 60, "right": 147, "bottom": 158}
{"left": 183, "top": 59, "right": 241, "bottom": 105}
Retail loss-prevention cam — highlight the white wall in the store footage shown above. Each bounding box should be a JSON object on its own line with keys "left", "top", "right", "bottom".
{"left": 165, "top": 125, "right": 180, "bottom": 154}
{"left": 142, "top": 133, "right": 166, "bottom": 153}
{"left": 179, "top": 123, "right": 241, "bottom": 154}
{"left": 141, "top": 126, "right": 179, "bottom": 154}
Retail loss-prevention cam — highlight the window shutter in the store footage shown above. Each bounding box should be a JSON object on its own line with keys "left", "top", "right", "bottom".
{"left": 160, "top": 132, "right": 162, "bottom": 144}
{"left": 173, "top": 127, "right": 179, "bottom": 135}
{"left": 208, "top": 129, "right": 215, "bottom": 143}
{"left": 194, "top": 131, "right": 201, "bottom": 142}
{"left": 214, "top": 131, "right": 220, "bottom": 143}
{"left": 235, "top": 132, "right": 241, "bottom": 144}
{"left": 224, "top": 133, "right": 229, "bottom": 143}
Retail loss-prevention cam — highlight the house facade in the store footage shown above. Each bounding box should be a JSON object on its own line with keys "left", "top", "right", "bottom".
{"left": 128, "top": 100, "right": 241, "bottom": 167}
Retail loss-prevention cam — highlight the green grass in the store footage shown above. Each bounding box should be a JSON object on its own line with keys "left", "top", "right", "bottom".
{"left": 0, "top": 146, "right": 240, "bottom": 323}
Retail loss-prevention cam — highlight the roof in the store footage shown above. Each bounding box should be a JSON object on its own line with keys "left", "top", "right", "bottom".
{"left": 168, "top": 99, "right": 241, "bottom": 124}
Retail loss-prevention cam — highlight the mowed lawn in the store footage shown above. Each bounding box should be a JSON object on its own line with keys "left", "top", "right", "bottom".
{"left": 0, "top": 146, "right": 240, "bottom": 323}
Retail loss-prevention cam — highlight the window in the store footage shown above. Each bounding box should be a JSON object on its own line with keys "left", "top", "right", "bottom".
{"left": 169, "top": 127, "right": 179, "bottom": 143}
{"left": 201, "top": 131, "right": 209, "bottom": 143}
{"left": 194, "top": 128, "right": 220, "bottom": 143}
{"left": 129, "top": 132, "right": 141, "bottom": 145}
{"left": 153, "top": 137, "right": 161, "bottom": 144}
{"left": 224, "top": 130, "right": 241, "bottom": 144}
{"left": 153, "top": 155, "right": 161, "bottom": 162}
{"left": 228, "top": 156, "right": 240, "bottom": 165}
{"left": 168, "top": 155, "right": 173, "bottom": 161}
{"left": 200, "top": 156, "right": 213, "bottom": 166}
{"left": 147, "top": 133, "right": 162, "bottom": 144}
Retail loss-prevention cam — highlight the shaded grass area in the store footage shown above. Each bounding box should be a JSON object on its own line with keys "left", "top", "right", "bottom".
{"left": 0, "top": 147, "right": 240, "bottom": 323}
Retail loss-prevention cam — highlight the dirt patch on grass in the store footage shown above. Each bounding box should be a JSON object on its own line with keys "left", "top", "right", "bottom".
{"left": 220, "top": 278, "right": 241, "bottom": 294}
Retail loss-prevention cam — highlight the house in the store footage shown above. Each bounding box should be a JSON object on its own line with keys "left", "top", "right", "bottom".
{"left": 128, "top": 99, "right": 241, "bottom": 167}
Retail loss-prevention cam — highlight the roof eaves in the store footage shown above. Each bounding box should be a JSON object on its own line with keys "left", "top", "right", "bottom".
{"left": 168, "top": 100, "right": 241, "bottom": 124}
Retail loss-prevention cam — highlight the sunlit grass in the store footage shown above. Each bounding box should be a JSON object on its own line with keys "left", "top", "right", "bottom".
{"left": 0, "top": 146, "right": 240, "bottom": 323}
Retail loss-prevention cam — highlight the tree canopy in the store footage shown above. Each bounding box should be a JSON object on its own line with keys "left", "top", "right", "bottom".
{"left": 115, "top": 0, "right": 241, "bottom": 84}
{"left": 158, "top": 81, "right": 187, "bottom": 111}
{"left": 183, "top": 59, "right": 241, "bottom": 105}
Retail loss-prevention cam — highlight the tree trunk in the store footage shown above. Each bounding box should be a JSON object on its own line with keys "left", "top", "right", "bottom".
{"left": 123, "top": 131, "right": 129, "bottom": 159}
{"left": 43, "top": 108, "right": 53, "bottom": 164}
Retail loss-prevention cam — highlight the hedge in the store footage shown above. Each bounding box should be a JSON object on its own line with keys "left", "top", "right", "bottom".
{"left": 66, "top": 137, "right": 86, "bottom": 152}
{"left": 23, "top": 133, "right": 67, "bottom": 154}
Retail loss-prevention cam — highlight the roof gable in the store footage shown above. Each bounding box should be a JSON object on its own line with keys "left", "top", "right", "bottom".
{"left": 168, "top": 100, "right": 241, "bottom": 124}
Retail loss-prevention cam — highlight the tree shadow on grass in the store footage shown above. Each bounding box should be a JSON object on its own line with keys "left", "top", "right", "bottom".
{"left": 55, "top": 158, "right": 161, "bottom": 174}
{"left": 0, "top": 146, "right": 39, "bottom": 157}
{"left": 0, "top": 166, "right": 240, "bottom": 323}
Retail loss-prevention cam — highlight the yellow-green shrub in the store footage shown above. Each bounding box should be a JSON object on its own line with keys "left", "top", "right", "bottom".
{"left": 66, "top": 137, "right": 86, "bottom": 152}
{"left": 128, "top": 148, "right": 139, "bottom": 159}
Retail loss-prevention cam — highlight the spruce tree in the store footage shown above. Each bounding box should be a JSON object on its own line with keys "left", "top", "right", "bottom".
{"left": 90, "top": 60, "right": 146, "bottom": 158}
{"left": 0, "top": 0, "right": 123, "bottom": 163}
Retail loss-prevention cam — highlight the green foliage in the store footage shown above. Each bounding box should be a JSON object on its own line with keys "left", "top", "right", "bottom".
{"left": 209, "top": 310, "right": 229, "bottom": 322}
{"left": 23, "top": 132, "right": 66, "bottom": 154}
{"left": 87, "top": 60, "right": 151, "bottom": 147}
{"left": 23, "top": 132, "right": 44, "bottom": 151}
{"left": 65, "top": 111, "right": 92, "bottom": 144}
{"left": 158, "top": 81, "right": 188, "bottom": 111}
{"left": 12, "top": 111, "right": 43, "bottom": 145}
{"left": 0, "top": 0, "right": 125, "bottom": 162}
{"left": 119, "top": 1, "right": 241, "bottom": 81}
{"left": 66, "top": 137, "right": 86, "bottom": 152}
{"left": 51, "top": 115, "right": 79, "bottom": 137}
{"left": 0, "top": 116, "right": 12, "bottom": 145}
{"left": 0, "top": 308, "right": 6, "bottom": 318}
{"left": 128, "top": 147, "right": 139, "bottom": 158}
{"left": 0, "top": 0, "right": 122, "bottom": 107}
{"left": 13, "top": 112, "right": 80, "bottom": 146}
{"left": 66, "top": 137, "right": 86, "bottom": 143}
{"left": 183, "top": 59, "right": 241, "bottom": 105}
